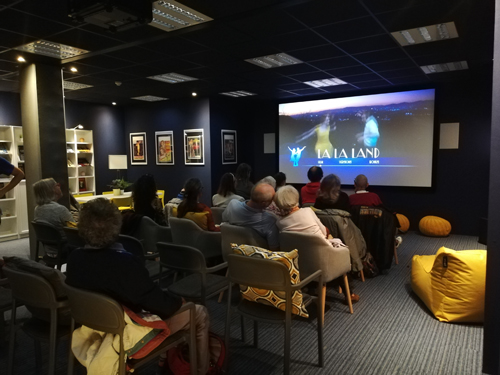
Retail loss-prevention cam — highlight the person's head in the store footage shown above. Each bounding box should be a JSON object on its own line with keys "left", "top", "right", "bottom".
{"left": 79, "top": 198, "right": 122, "bottom": 248}
{"left": 217, "top": 173, "right": 236, "bottom": 197}
{"left": 318, "top": 174, "right": 342, "bottom": 202}
{"left": 249, "top": 183, "right": 275, "bottom": 210}
{"left": 274, "top": 172, "right": 286, "bottom": 188}
{"left": 354, "top": 174, "right": 369, "bottom": 191}
{"left": 132, "top": 174, "right": 158, "bottom": 212}
{"left": 307, "top": 166, "right": 323, "bottom": 183}
{"left": 235, "top": 163, "right": 252, "bottom": 183}
{"left": 33, "top": 178, "right": 61, "bottom": 205}
{"left": 258, "top": 176, "right": 276, "bottom": 189}
{"left": 274, "top": 185, "right": 299, "bottom": 215}
{"left": 177, "top": 178, "right": 203, "bottom": 218}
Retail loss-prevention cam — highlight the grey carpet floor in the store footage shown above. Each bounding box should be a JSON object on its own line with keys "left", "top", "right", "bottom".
{"left": 0, "top": 232, "right": 487, "bottom": 374}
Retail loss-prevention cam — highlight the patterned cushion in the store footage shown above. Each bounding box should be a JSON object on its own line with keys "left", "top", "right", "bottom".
{"left": 419, "top": 216, "right": 451, "bottom": 237}
{"left": 231, "top": 243, "right": 309, "bottom": 318}
{"left": 183, "top": 212, "right": 209, "bottom": 230}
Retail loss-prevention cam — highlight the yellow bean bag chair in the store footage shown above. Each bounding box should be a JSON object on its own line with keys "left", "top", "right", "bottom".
{"left": 419, "top": 216, "right": 451, "bottom": 237}
{"left": 411, "top": 247, "right": 486, "bottom": 323}
{"left": 396, "top": 213, "right": 410, "bottom": 233}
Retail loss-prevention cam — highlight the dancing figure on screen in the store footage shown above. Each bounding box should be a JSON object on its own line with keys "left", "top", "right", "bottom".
{"left": 296, "top": 113, "right": 336, "bottom": 158}
{"left": 288, "top": 146, "right": 306, "bottom": 167}
{"left": 356, "top": 110, "right": 380, "bottom": 147}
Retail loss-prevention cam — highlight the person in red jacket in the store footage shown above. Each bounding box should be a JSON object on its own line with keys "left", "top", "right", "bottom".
{"left": 301, "top": 166, "right": 323, "bottom": 205}
{"left": 349, "top": 174, "right": 383, "bottom": 207}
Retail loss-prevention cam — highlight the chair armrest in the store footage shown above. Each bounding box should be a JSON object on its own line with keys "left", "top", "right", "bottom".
{"left": 292, "top": 269, "right": 323, "bottom": 291}
{"left": 171, "top": 301, "right": 196, "bottom": 316}
{"left": 206, "top": 261, "right": 228, "bottom": 274}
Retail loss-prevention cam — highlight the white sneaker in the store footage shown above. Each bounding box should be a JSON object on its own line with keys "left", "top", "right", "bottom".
{"left": 395, "top": 236, "right": 403, "bottom": 248}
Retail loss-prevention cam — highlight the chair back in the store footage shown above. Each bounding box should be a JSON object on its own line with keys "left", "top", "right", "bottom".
{"left": 117, "top": 235, "right": 146, "bottom": 263}
{"left": 211, "top": 207, "right": 225, "bottom": 225}
{"left": 63, "top": 227, "right": 86, "bottom": 249}
{"left": 220, "top": 223, "right": 269, "bottom": 262}
{"left": 157, "top": 190, "right": 165, "bottom": 207}
{"left": 64, "top": 282, "right": 125, "bottom": 336}
{"left": 3, "top": 267, "right": 59, "bottom": 309}
{"left": 157, "top": 242, "right": 206, "bottom": 273}
{"left": 169, "top": 217, "right": 221, "bottom": 259}
{"left": 227, "top": 254, "right": 291, "bottom": 292}
{"left": 31, "top": 221, "right": 66, "bottom": 248}
{"left": 111, "top": 196, "right": 133, "bottom": 209}
{"left": 279, "top": 231, "right": 350, "bottom": 282}
{"left": 139, "top": 216, "right": 172, "bottom": 255}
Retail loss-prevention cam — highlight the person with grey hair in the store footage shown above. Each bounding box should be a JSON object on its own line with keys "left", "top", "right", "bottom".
{"left": 66, "top": 198, "right": 211, "bottom": 375}
{"left": 222, "top": 183, "right": 280, "bottom": 250}
{"left": 33, "top": 178, "right": 73, "bottom": 257}
{"left": 258, "top": 176, "right": 276, "bottom": 189}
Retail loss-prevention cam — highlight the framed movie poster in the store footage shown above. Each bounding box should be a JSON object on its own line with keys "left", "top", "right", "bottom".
{"left": 155, "top": 131, "right": 174, "bottom": 165}
{"left": 184, "top": 129, "right": 204, "bottom": 165}
{"left": 221, "top": 129, "right": 237, "bottom": 164}
{"left": 130, "top": 132, "right": 147, "bottom": 165}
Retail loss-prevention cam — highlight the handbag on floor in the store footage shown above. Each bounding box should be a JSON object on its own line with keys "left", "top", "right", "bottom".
{"left": 167, "top": 332, "right": 226, "bottom": 375}
{"left": 362, "top": 252, "right": 379, "bottom": 278}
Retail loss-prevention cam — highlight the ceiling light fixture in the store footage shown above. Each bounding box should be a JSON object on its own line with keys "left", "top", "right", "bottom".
{"left": 149, "top": 0, "right": 212, "bottom": 33}
{"left": 220, "top": 91, "right": 256, "bottom": 97}
{"left": 246, "top": 53, "right": 302, "bottom": 69}
{"left": 420, "top": 61, "right": 468, "bottom": 74}
{"left": 15, "top": 40, "right": 89, "bottom": 60}
{"left": 63, "top": 81, "right": 94, "bottom": 91}
{"left": 392, "top": 22, "right": 458, "bottom": 46}
{"left": 70, "top": 67, "right": 78, "bottom": 72}
{"left": 147, "top": 72, "right": 198, "bottom": 84}
{"left": 131, "top": 95, "right": 169, "bottom": 102}
{"left": 303, "top": 78, "right": 347, "bottom": 88}
{"left": 112, "top": 102, "right": 117, "bottom": 105}
{"left": 17, "top": 56, "right": 26, "bottom": 62}
{"left": 192, "top": 92, "right": 197, "bottom": 97}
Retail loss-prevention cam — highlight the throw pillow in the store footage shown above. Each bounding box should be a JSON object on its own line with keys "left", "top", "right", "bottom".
{"left": 183, "top": 212, "right": 209, "bottom": 231}
{"left": 231, "top": 243, "right": 309, "bottom": 318}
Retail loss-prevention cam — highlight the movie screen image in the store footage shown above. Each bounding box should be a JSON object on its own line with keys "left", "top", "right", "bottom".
{"left": 278, "top": 88, "right": 435, "bottom": 187}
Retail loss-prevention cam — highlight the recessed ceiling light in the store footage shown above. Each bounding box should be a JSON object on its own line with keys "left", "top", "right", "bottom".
{"left": 245, "top": 53, "right": 302, "bottom": 69}
{"left": 131, "top": 95, "right": 169, "bottom": 102}
{"left": 70, "top": 67, "right": 78, "bottom": 72}
{"left": 149, "top": 0, "right": 213, "bottom": 33}
{"left": 420, "top": 61, "right": 468, "bottom": 74}
{"left": 112, "top": 102, "right": 117, "bottom": 105}
{"left": 17, "top": 56, "right": 26, "bottom": 62}
{"left": 63, "top": 81, "right": 93, "bottom": 91}
{"left": 392, "top": 22, "right": 458, "bottom": 46}
{"left": 192, "top": 92, "right": 197, "bottom": 97}
{"left": 303, "top": 78, "right": 347, "bottom": 88}
{"left": 147, "top": 72, "right": 198, "bottom": 84}
{"left": 15, "top": 40, "right": 89, "bottom": 60}
{"left": 220, "top": 91, "right": 256, "bottom": 97}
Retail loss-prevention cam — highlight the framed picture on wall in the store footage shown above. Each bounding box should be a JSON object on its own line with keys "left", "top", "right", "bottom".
{"left": 130, "top": 132, "right": 147, "bottom": 165}
{"left": 221, "top": 129, "right": 237, "bottom": 164}
{"left": 155, "top": 131, "right": 174, "bottom": 165}
{"left": 184, "top": 129, "right": 204, "bottom": 165}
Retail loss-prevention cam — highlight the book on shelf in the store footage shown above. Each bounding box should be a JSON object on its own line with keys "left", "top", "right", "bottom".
{"left": 18, "top": 145, "right": 24, "bottom": 161}
{"left": 78, "top": 158, "right": 90, "bottom": 166}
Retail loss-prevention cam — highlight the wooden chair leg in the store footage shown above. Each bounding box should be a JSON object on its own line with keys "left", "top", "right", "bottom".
{"left": 360, "top": 269, "right": 365, "bottom": 282}
{"left": 343, "top": 274, "right": 353, "bottom": 314}
{"left": 321, "top": 284, "right": 326, "bottom": 325}
{"left": 394, "top": 245, "right": 399, "bottom": 265}
{"left": 218, "top": 269, "right": 229, "bottom": 303}
{"left": 338, "top": 285, "right": 342, "bottom": 294}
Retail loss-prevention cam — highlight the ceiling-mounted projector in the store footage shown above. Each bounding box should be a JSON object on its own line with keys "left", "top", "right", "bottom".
{"left": 68, "top": 0, "right": 152, "bottom": 33}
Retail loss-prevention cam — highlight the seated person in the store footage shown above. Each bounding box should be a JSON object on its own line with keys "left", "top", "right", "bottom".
{"left": 33, "top": 178, "right": 74, "bottom": 258}
{"left": 212, "top": 173, "right": 244, "bottom": 208}
{"left": 314, "top": 174, "right": 350, "bottom": 212}
{"left": 234, "top": 163, "right": 254, "bottom": 200}
{"left": 275, "top": 185, "right": 359, "bottom": 303}
{"left": 259, "top": 176, "right": 281, "bottom": 217}
{"left": 177, "top": 178, "right": 220, "bottom": 232}
{"left": 65, "top": 198, "right": 210, "bottom": 375}
{"left": 132, "top": 174, "right": 166, "bottom": 226}
{"left": 222, "top": 183, "right": 280, "bottom": 250}
{"left": 349, "top": 174, "right": 382, "bottom": 207}
{"left": 301, "top": 166, "right": 323, "bottom": 205}
{"left": 164, "top": 187, "right": 185, "bottom": 222}
{"left": 274, "top": 172, "right": 287, "bottom": 191}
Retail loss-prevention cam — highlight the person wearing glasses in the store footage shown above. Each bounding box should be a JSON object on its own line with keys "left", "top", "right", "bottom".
{"left": 177, "top": 178, "right": 220, "bottom": 232}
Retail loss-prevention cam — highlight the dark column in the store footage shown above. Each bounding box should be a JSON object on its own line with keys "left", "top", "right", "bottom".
{"left": 483, "top": 1, "right": 500, "bottom": 374}
{"left": 19, "top": 62, "right": 69, "bottom": 259}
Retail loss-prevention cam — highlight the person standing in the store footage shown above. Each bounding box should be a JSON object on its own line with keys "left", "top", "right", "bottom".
{"left": 0, "top": 156, "right": 24, "bottom": 198}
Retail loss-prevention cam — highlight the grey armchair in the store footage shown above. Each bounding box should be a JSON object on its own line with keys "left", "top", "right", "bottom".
{"left": 137, "top": 216, "right": 172, "bottom": 259}
{"left": 211, "top": 207, "right": 225, "bottom": 225}
{"left": 169, "top": 217, "right": 222, "bottom": 260}
{"left": 279, "top": 231, "right": 354, "bottom": 314}
{"left": 220, "top": 223, "right": 269, "bottom": 262}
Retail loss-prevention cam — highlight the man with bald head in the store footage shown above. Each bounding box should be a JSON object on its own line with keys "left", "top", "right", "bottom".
{"left": 222, "top": 183, "right": 280, "bottom": 250}
{"left": 349, "top": 174, "right": 383, "bottom": 207}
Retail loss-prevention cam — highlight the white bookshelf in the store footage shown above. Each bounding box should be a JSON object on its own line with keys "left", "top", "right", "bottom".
{"left": 66, "top": 129, "right": 95, "bottom": 195}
